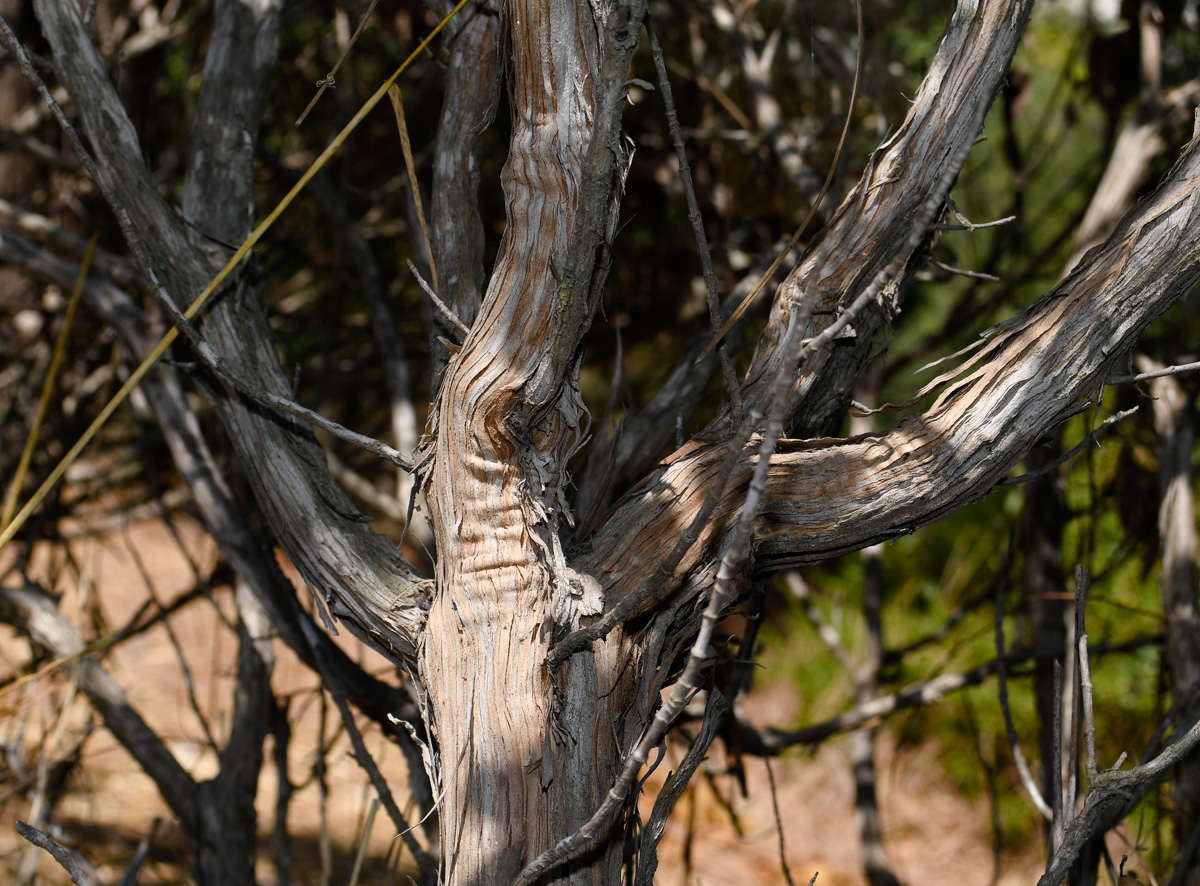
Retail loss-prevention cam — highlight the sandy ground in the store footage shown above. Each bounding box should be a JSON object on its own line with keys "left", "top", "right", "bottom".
{"left": 0, "top": 515, "right": 1054, "bottom": 885}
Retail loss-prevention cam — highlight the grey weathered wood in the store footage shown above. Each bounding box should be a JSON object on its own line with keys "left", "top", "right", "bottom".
{"left": 1146, "top": 356, "right": 1200, "bottom": 886}
{"left": 20, "top": 0, "right": 1200, "bottom": 883}
{"left": 427, "top": 0, "right": 501, "bottom": 389}
{"left": 31, "top": 0, "right": 426, "bottom": 664}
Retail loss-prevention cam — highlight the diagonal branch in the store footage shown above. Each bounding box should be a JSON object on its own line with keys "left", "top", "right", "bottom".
{"left": 28, "top": 0, "right": 427, "bottom": 661}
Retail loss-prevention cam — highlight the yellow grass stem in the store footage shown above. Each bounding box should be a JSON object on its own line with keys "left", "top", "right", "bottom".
{"left": 347, "top": 797, "right": 381, "bottom": 886}
{"left": 388, "top": 85, "right": 440, "bottom": 295}
{"left": 0, "top": 0, "right": 471, "bottom": 555}
{"left": 1, "top": 233, "right": 97, "bottom": 532}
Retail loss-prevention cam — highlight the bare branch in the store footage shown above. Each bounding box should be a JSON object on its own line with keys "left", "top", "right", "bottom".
{"left": 14, "top": 822, "right": 95, "bottom": 886}
{"left": 409, "top": 259, "right": 469, "bottom": 338}
{"left": 1110, "top": 359, "right": 1200, "bottom": 384}
{"left": 999, "top": 408, "right": 1138, "bottom": 486}
{"left": 646, "top": 15, "right": 742, "bottom": 418}
{"left": 633, "top": 689, "right": 729, "bottom": 886}
{"left": 299, "top": 617, "right": 436, "bottom": 884}
{"left": 995, "top": 552, "right": 1054, "bottom": 820}
{"left": 733, "top": 634, "right": 1160, "bottom": 755}
{"left": 1075, "top": 566, "right": 1099, "bottom": 779}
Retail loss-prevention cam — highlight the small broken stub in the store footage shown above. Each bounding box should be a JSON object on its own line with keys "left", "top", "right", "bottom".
{"left": 551, "top": 566, "right": 604, "bottom": 628}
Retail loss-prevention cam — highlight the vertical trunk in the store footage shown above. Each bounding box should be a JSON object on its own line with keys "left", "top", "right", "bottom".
{"left": 1145, "top": 358, "right": 1200, "bottom": 883}
{"left": 419, "top": 1, "right": 625, "bottom": 881}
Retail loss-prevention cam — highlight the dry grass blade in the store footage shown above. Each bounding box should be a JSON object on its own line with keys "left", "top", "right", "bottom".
{"left": 347, "top": 797, "right": 381, "bottom": 886}
{"left": 1, "top": 233, "right": 97, "bottom": 531}
{"left": 389, "top": 85, "right": 440, "bottom": 295}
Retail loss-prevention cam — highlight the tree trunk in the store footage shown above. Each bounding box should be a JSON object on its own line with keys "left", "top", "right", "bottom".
{"left": 1144, "top": 357, "right": 1200, "bottom": 885}
{"left": 419, "top": 0, "right": 643, "bottom": 880}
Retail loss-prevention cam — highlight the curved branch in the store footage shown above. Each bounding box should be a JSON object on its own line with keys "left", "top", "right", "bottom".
{"left": 739, "top": 0, "right": 1035, "bottom": 436}
{"left": 584, "top": 128, "right": 1200, "bottom": 614}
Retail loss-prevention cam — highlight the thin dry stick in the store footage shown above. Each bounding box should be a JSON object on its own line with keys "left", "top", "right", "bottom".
{"left": 697, "top": 0, "right": 865, "bottom": 361}
{"left": 407, "top": 259, "right": 467, "bottom": 337}
{"left": 0, "top": 0, "right": 471, "bottom": 554}
{"left": 995, "top": 556, "right": 1054, "bottom": 820}
{"left": 1038, "top": 684, "right": 1200, "bottom": 885}
{"left": 765, "top": 756, "right": 798, "bottom": 886}
{"left": 999, "top": 408, "right": 1137, "bottom": 485}
{"left": 388, "top": 86, "right": 440, "bottom": 295}
{"left": 633, "top": 689, "right": 729, "bottom": 886}
{"left": 117, "top": 819, "right": 158, "bottom": 886}
{"left": 1, "top": 233, "right": 96, "bottom": 530}
{"left": 14, "top": 821, "right": 95, "bottom": 886}
{"left": 1075, "top": 565, "right": 1099, "bottom": 778}
{"left": 119, "top": 528, "right": 220, "bottom": 754}
{"left": 1109, "top": 359, "right": 1200, "bottom": 384}
{"left": 1051, "top": 660, "right": 1066, "bottom": 853}
{"left": 646, "top": 16, "right": 741, "bottom": 418}
{"left": 735, "top": 637, "right": 1159, "bottom": 754}
{"left": 295, "top": 0, "right": 381, "bottom": 127}
{"left": 140, "top": 276, "right": 415, "bottom": 469}
{"left": 298, "top": 617, "right": 435, "bottom": 882}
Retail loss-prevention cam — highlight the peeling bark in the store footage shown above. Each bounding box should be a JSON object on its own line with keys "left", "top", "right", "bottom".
{"left": 17, "top": 0, "right": 1200, "bottom": 883}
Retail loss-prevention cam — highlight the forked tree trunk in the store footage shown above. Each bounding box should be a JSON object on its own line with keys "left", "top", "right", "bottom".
{"left": 419, "top": 1, "right": 640, "bottom": 880}
{"left": 17, "top": 0, "right": 1200, "bottom": 883}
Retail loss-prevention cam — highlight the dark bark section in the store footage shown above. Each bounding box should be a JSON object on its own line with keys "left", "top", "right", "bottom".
{"left": 31, "top": 0, "right": 425, "bottom": 667}
{"left": 1019, "top": 440, "right": 1068, "bottom": 840}
{"left": 428, "top": 0, "right": 501, "bottom": 390}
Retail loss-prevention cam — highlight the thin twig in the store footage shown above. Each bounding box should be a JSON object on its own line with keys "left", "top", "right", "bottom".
{"left": 119, "top": 527, "right": 221, "bottom": 754}
{"left": 999, "top": 408, "right": 1137, "bottom": 485}
{"left": 14, "top": 821, "right": 95, "bottom": 886}
{"left": 646, "top": 16, "right": 742, "bottom": 418}
{"left": 633, "top": 689, "right": 729, "bottom": 886}
{"left": 995, "top": 550, "right": 1054, "bottom": 820}
{"left": 408, "top": 259, "right": 468, "bottom": 338}
{"left": 295, "top": 0, "right": 381, "bottom": 127}
{"left": 142, "top": 278, "right": 415, "bottom": 469}
{"left": 1051, "top": 659, "right": 1065, "bottom": 854}
{"left": 929, "top": 257, "right": 1001, "bottom": 282}
{"left": 116, "top": 818, "right": 159, "bottom": 886}
{"left": 932, "top": 216, "right": 1017, "bottom": 231}
{"left": 1075, "top": 565, "right": 1098, "bottom": 779}
{"left": 1109, "top": 359, "right": 1200, "bottom": 384}
{"left": 1038, "top": 694, "right": 1200, "bottom": 885}
{"left": 735, "top": 634, "right": 1161, "bottom": 755}
{"left": 765, "top": 756, "right": 798, "bottom": 886}
{"left": 298, "top": 617, "right": 436, "bottom": 884}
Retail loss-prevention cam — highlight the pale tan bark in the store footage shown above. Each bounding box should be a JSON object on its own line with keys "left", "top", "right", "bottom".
{"left": 18, "top": 0, "right": 1200, "bottom": 883}
{"left": 419, "top": 0, "right": 641, "bottom": 879}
